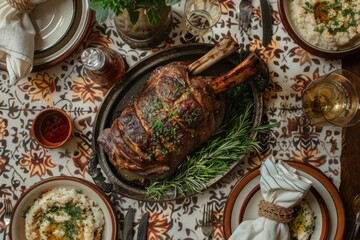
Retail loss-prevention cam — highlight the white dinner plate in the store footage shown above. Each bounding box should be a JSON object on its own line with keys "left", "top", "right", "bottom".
{"left": 30, "top": 0, "right": 75, "bottom": 53}
{"left": 9, "top": 176, "right": 118, "bottom": 240}
{"left": 223, "top": 161, "right": 345, "bottom": 239}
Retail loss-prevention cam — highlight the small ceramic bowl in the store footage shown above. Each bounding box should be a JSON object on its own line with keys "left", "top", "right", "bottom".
{"left": 31, "top": 108, "right": 72, "bottom": 148}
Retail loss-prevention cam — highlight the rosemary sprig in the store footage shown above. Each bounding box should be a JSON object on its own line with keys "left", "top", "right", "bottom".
{"left": 146, "top": 84, "right": 274, "bottom": 200}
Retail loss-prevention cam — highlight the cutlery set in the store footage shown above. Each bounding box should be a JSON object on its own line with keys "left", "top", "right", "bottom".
{"left": 123, "top": 208, "right": 149, "bottom": 240}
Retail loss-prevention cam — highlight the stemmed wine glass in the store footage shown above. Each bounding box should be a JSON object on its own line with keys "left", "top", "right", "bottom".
{"left": 302, "top": 69, "right": 360, "bottom": 127}
{"left": 182, "top": 0, "right": 222, "bottom": 43}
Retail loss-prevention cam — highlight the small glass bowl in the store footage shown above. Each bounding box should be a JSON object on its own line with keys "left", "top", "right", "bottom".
{"left": 31, "top": 108, "right": 72, "bottom": 148}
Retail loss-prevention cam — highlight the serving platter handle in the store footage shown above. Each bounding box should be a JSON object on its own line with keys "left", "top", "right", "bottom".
{"left": 88, "top": 153, "right": 114, "bottom": 193}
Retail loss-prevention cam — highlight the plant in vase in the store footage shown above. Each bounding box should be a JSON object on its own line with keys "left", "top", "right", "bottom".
{"left": 91, "top": 0, "right": 181, "bottom": 49}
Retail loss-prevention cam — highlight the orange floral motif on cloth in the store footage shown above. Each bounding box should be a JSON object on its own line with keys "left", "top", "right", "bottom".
{"left": 219, "top": 0, "right": 236, "bottom": 13}
{"left": 18, "top": 72, "right": 55, "bottom": 104}
{"left": 19, "top": 148, "right": 56, "bottom": 177}
{"left": 147, "top": 212, "right": 171, "bottom": 239}
{"left": 0, "top": 1, "right": 343, "bottom": 239}
{"left": 72, "top": 76, "right": 106, "bottom": 104}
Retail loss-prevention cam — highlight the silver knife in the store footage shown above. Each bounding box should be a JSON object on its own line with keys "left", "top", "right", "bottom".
{"left": 123, "top": 208, "right": 135, "bottom": 240}
{"left": 260, "top": 0, "right": 272, "bottom": 46}
{"left": 137, "top": 212, "right": 149, "bottom": 240}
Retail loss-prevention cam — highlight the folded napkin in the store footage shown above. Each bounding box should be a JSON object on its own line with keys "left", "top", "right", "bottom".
{"left": 0, "top": 0, "right": 45, "bottom": 85}
{"left": 229, "top": 156, "right": 312, "bottom": 240}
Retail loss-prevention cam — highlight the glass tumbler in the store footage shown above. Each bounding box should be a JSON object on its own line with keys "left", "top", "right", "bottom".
{"left": 183, "top": 0, "right": 222, "bottom": 42}
{"left": 302, "top": 69, "right": 360, "bottom": 127}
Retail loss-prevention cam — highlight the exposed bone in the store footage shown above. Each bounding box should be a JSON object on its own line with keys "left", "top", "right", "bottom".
{"left": 210, "top": 52, "right": 266, "bottom": 94}
{"left": 188, "top": 35, "right": 240, "bottom": 75}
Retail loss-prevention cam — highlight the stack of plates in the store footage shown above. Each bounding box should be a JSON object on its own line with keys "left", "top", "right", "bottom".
{"left": 0, "top": 0, "right": 92, "bottom": 71}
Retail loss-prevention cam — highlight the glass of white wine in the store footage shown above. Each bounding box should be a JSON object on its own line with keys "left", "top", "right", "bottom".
{"left": 182, "top": 0, "right": 222, "bottom": 43}
{"left": 302, "top": 69, "right": 360, "bottom": 127}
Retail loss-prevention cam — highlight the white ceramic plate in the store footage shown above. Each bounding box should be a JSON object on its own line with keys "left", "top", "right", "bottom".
{"left": 9, "top": 177, "right": 117, "bottom": 240}
{"left": 236, "top": 184, "right": 328, "bottom": 239}
{"left": 30, "top": 0, "right": 75, "bottom": 52}
{"left": 223, "top": 161, "right": 345, "bottom": 239}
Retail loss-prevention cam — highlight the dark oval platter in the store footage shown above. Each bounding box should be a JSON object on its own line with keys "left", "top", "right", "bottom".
{"left": 89, "top": 43, "right": 264, "bottom": 201}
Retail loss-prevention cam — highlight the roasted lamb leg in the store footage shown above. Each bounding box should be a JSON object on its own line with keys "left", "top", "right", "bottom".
{"left": 98, "top": 36, "right": 266, "bottom": 180}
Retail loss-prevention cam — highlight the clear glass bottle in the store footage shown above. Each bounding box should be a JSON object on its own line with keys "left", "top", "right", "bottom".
{"left": 81, "top": 47, "right": 126, "bottom": 87}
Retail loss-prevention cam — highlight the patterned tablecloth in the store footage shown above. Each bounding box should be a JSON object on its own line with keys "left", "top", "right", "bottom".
{"left": 0, "top": 0, "right": 343, "bottom": 239}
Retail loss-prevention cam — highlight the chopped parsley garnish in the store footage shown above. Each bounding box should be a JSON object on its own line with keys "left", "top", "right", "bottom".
{"left": 44, "top": 216, "right": 56, "bottom": 224}
{"left": 303, "top": 1, "right": 315, "bottom": 13}
{"left": 63, "top": 220, "right": 79, "bottom": 240}
{"left": 64, "top": 201, "right": 83, "bottom": 220}
{"left": 307, "top": 0, "right": 360, "bottom": 36}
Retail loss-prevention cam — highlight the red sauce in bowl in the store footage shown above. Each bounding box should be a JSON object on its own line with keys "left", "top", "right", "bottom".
{"left": 31, "top": 108, "right": 72, "bottom": 148}
{"left": 41, "top": 113, "right": 70, "bottom": 143}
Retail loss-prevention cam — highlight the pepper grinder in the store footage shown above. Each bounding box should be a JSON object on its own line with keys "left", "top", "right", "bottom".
{"left": 81, "top": 47, "right": 126, "bottom": 88}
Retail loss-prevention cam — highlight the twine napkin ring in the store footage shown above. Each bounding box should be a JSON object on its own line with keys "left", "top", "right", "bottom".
{"left": 258, "top": 200, "right": 294, "bottom": 223}
{"left": 6, "top": 0, "right": 34, "bottom": 14}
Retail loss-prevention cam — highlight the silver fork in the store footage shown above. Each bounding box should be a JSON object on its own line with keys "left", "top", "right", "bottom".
{"left": 238, "top": 0, "right": 252, "bottom": 33}
{"left": 2, "top": 199, "right": 12, "bottom": 240}
{"left": 201, "top": 203, "right": 214, "bottom": 239}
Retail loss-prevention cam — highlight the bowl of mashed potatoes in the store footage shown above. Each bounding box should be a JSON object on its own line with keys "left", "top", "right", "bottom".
{"left": 9, "top": 177, "right": 118, "bottom": 240}
{"left": 278, "top": 0, "right": 360, "bottom": 58}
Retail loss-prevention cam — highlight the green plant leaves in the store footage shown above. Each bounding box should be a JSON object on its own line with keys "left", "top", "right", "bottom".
{"left": 165, "top": 0, "right": 180, "bottom": 6}
{"left": 95, "top": 7, "right": 115, "bottom": 24}
{"left": 146, "top": 0, "right": 165, "bottom": 26}
{"left": 126, "top": 5, "right": 140, "bottom": 25}
{"left": 91, "top": 0, "right": 180, "bottom": 26}
{"left": 90, "top": 0, "right": 115, "bottom": 24}
{"left": 90, "top": 0, "right": 103, "bottom": 10}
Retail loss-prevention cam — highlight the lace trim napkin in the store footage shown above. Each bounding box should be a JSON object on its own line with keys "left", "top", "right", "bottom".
{"left": 229, "top": 156, "right": 312, "bottom": 240}
{"left": 0, "top": 0, "right": 45, "bottom": 86}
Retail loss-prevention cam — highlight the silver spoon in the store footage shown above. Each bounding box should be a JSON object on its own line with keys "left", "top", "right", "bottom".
{"left": 350, "top": 194, "right": 360, "bottom": 240}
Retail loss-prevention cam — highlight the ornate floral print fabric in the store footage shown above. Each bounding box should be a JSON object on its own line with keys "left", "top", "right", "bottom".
{"left": 0, "top": 0, "right": 342, "bottom": 239}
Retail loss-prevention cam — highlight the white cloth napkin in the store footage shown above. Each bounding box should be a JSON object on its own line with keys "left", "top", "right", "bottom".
{"left": 0, "top": 0, "right": 44, "bottom": 85}
{"left": 229, "top": 156, "right": 312, "bottom": 240}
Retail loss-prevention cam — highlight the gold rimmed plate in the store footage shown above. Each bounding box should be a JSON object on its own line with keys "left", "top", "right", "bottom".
{"left": 223, "top": 161, "right": 345, "bottom": 239}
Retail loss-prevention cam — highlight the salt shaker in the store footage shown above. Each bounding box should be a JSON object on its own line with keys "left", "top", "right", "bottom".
{"left": 81, "top": 47, "right": 126, "bottom": 87}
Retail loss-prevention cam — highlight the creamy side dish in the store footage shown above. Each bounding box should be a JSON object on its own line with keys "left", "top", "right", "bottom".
{"left": 289, "top": 0, "right": 360, "bottom": 50}
{"left": 25, "top": 187, "right": 105, "bottom": 240}
{"left": 289, "top": 199, "right": 315, "bottom": 240}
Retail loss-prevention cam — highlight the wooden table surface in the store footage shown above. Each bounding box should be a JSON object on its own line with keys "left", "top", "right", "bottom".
{"left": 341, "top": 55, "right": 360, "bottom": 239}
